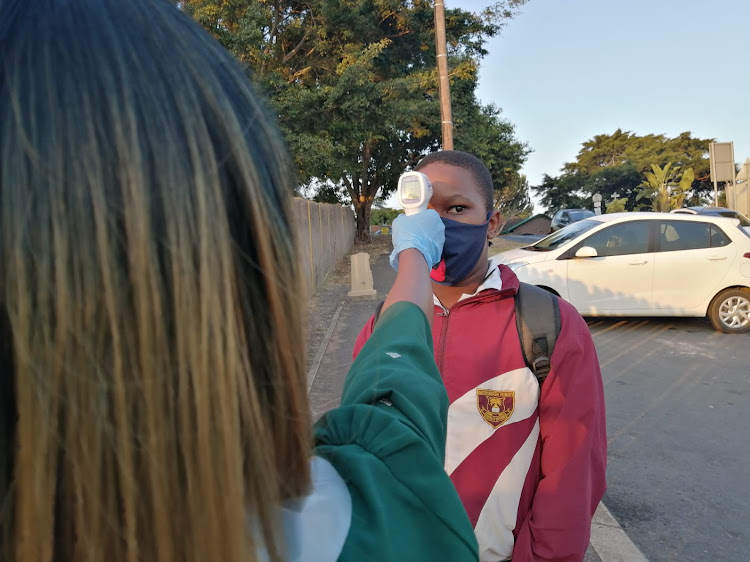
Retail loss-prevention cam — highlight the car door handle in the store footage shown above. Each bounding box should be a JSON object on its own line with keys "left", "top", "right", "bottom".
{"left": 628, "top": 260, "right": 648, "bottom": 265}
{"left": 708, "top": 256, "right": 727, "bottom": 261}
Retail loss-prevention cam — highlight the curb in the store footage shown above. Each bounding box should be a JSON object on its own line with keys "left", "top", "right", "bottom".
{"left": 590, "top": 502, "right": 649, "bottom": 562}
{"left": 306, "top": 302, "right": 344, "bottom": 394}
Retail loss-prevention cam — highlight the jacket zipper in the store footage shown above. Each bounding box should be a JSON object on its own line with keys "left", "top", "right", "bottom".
{"left": 436, "top": 304, "right": 450, "bottom": 373}
{"left": 434, "top": 289, "right": 515, "bottom": 374}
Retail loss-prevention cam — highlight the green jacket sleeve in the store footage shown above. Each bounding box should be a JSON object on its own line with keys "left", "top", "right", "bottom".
{"left": 314, "top": 302, "right": 478, "bottom": 561}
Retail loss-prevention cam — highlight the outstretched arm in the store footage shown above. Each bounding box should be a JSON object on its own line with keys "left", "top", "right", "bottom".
{"left": 381, "top": 248, "right": 433, "bottom": 322}
{"left": 380, "top": 210, "right": 444, "bottom": 324}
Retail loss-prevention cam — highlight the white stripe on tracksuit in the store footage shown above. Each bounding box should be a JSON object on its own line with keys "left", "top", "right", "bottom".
{"left": 445, "top": 367, "right": 540, "bottom": 562}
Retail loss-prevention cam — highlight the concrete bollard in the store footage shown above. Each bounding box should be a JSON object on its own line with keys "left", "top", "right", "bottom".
{"left": 347, "top": 252, "right": 377, "bottom": 297}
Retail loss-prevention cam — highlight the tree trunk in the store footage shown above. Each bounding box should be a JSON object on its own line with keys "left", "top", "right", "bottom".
{"left": 352, "top": 141, "right": 377, "bottom": 240}
{"left": 354, "top": 200, "right": 372, "bottom": 241}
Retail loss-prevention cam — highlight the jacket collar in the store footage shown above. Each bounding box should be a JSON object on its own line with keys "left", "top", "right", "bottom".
{"left": 433, "top": 260, "right": 520, "bottom": 308}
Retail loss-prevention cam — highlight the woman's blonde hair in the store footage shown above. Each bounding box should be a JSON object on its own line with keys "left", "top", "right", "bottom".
{"left": 0, "top": 0, "right": 311, "bottom": 560}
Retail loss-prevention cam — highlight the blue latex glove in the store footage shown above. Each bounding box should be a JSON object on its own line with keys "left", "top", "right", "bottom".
{"left": 389, "top": 210, "right": 445, "bottom": 271}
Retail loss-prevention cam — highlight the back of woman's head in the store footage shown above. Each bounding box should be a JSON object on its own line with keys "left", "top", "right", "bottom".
{"left": 0, "top": 0, "right": 310, "bottom": 560}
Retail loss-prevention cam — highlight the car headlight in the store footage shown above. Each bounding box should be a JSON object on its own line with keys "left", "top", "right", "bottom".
{"left": 505, "top": 261, "right": 528, "bottom": 272}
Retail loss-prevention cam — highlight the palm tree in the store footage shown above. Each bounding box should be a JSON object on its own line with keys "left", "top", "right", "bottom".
{"left": 636, "top": 163, "right": 694, "bottom": 211}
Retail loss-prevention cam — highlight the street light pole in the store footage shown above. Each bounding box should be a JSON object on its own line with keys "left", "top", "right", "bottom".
{"left": 434, "top": 0, "right": 453, "bottom": 150}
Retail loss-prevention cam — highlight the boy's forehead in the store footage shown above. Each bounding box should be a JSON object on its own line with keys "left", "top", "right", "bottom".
{"left": 421, "top": 162, "right": 481, "bottom": 197}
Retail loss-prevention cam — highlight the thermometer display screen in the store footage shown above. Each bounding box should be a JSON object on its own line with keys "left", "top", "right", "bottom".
{"left": 401, "top": 177, "right": 421, "bottom": 203}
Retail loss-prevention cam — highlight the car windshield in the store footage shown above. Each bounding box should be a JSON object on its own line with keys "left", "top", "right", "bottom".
{"left": 569, "top": 210, "right": 595, "bottom": 221}
{"left": 526, "top": 219, "right": 601, "bottom": 251}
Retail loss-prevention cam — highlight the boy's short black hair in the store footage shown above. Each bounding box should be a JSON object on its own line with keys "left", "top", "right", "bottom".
{"left": 414, "top": 150, "right": 495, "bottom": 212}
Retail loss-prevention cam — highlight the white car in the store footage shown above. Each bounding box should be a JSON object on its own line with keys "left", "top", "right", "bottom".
{"left": 494, "top": 212, "right": 750, "bottom": 333}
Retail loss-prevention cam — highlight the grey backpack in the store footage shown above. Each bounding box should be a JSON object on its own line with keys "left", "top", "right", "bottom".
{"left": 515, "top": 282, "right": 560, "bottom": 386}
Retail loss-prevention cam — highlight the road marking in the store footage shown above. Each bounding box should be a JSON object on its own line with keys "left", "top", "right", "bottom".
{"left": 591, "top": 502, "right": 648, "bottom": 562}
{"left": 306, "top": 302, "right": 344, "bottom": 394}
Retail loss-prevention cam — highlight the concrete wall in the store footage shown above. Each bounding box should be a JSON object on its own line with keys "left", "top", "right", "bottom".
{"left": 727, "top": 182, "right": 750, "bottom": 216}
{"left": 292, "top": 198, "right": 355, "bottom": 298}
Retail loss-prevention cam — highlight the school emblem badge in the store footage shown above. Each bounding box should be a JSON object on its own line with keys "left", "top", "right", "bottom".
{"left": 476, "top": 389, "right": 515, "bottom": 429}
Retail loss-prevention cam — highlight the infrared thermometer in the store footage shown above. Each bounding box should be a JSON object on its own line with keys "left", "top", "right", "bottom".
{"left": 397, "top": 171, "right": 433, "bottom": 215}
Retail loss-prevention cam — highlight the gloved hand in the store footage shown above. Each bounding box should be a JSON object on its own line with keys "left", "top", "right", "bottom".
{"left": 389, "top": 210, "right": 445, "bottom": 271}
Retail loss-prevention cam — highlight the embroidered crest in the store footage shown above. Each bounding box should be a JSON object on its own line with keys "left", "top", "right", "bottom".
{"left": 476, "top": 389, "right": 515, "bottom": 429}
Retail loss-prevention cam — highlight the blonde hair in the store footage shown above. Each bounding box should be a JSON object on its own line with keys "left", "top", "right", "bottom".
{"left": 0, "top": 0, "right": 311, "bottom": 560}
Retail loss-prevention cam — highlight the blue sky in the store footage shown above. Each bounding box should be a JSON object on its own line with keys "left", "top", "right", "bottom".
{"left": 459, "top": 0, "right": 750, "bottom": 212}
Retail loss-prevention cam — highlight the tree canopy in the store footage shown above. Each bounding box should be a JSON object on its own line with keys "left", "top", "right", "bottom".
{"left": 181, "top": 0, "right": 530, "bottom": 238}
{"left": 532, "top": 129, "right": 715, "bottom": 214}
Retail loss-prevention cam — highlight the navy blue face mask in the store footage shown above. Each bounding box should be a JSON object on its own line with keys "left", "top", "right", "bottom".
{"left": 430, "top": 213, "right": 492, "bottom": 285}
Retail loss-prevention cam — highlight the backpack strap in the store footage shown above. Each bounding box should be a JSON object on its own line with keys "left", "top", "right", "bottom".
{"left": 515, "top": 283, "right": 561, "bottom": 386}
{"left": 373, "top": 300, "right": 385, "bottom": 325}
{"left": 374, "top": 283, "right": 561, "bottom": 387}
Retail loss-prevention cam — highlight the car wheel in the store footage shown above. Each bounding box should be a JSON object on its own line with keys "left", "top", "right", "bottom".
{"left": 708, "top": 288, "right": 750, "bottom": 334}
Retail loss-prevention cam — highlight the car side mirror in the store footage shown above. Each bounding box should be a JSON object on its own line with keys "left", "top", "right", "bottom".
{"left": 575, "top": 246, "right": 598, "bottom": 258}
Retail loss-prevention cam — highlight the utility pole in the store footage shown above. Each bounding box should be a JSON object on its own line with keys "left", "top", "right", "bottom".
{"left": 434, "top": 0, "right": 453, "bottom": 149}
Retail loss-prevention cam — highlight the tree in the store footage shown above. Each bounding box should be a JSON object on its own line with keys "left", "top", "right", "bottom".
{"left": 605, "top": 198, "right": 628, "bottom": 213}
{"left": 453, "top": 100, "right": 531, "bottom": 215}
{"left": 493, "top": 172, "right": 533, "bottom": 220}
{"left": 370, "top": 208, "right": 402, "bottom": 225}
{"left": 182, "top": 0, "right": 529, "bottom": 238}
{"left": 564, "top": 129, "right": 711, "bottom": 182}
{"left": 636, "top": 163, "right": 695, "bottom": 212}
{"left": 579, "top": 164, "right": 642, "bottom": 211}
{"left": 311, "top": 184, "right": 342, "bottom": 204}
{"left": 531, "top": 173, "right": 589, "bottom": 214}
{"left": 533, "top": 129, "right": 714, "bottom": 214}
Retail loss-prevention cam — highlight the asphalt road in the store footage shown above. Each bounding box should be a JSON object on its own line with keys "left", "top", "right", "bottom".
{"left": 588, "top": 316, "right": 749, "bottom": 561}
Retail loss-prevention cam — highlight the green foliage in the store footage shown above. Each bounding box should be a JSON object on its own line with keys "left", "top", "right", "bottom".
{"left": 533, "top": 129, "right": 714, "bottom": 215}
{"left": 492, "top": 172, "right": 533, "bottom": 219}
{"left": 564, "top": 129, "right": 711, "bottom": 181}
{"left": 579, "top": 164, "right": 643, "bottom": 211}
{"left": 636, "top": 163, "right": 695, "bottom": 211}
{"left": 453, "top": 100, "right": 531, "bottom": 215}
{"left": 605, "top": 198, "right": 629, "bottom": 213}
{"left": 312, "top": 184, "right": 342, "bottom": 204}
{"left": 531, "top": 173, "right": 590, "bottom": 213}
{"left": 181, "top": 0, "right": 529, "bottom": 238}
{"left": 370, "top": 208, "right": 402, "bottom": 225}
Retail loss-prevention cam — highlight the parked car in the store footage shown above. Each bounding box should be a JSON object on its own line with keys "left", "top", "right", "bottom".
{"left": 549, "top": 208, "right": 595, "bottom": 232}
{"left": 494, "top": 212, "right": 750, "bottom": 333}
{"left": 671, "top": 206, "right": 750, "bottom": 232}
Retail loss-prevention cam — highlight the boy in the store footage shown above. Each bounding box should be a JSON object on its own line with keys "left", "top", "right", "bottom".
{"left": 353, "top": 151, "right": 607, "bottom": 562}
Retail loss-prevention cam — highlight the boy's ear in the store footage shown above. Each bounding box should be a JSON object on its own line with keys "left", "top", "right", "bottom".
{"left": 487, "top": 209, "right": 502, "bottom": 239}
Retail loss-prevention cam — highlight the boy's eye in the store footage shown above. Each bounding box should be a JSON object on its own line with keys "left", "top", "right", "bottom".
{"left": 448, "top": 205, "right": 467, "bottom": 214}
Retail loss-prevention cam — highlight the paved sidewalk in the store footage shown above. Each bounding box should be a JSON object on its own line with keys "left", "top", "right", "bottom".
{"left": 305, "top": 249, "right": 646, "bottom": 562}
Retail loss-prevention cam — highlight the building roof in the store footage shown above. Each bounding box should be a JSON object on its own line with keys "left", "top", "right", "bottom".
{"left": 500, "top": 214, "right": 550, "bottom": 234}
